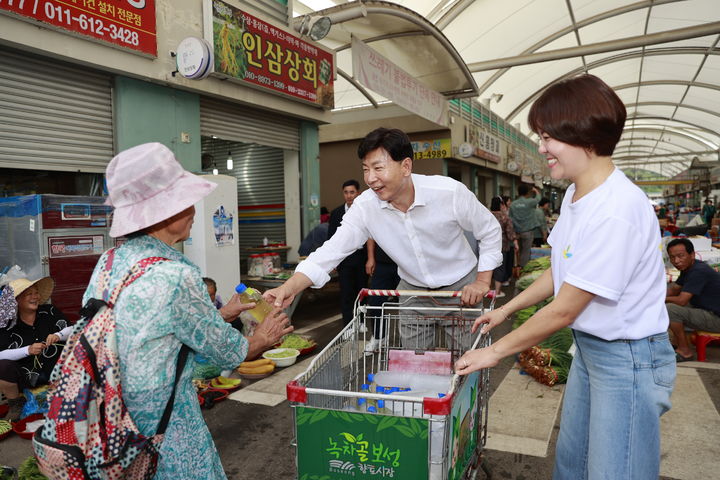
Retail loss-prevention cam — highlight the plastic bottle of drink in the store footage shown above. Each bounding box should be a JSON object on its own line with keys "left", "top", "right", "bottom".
{"left": 235, "top": 283, "right": 273, "bottom": 323}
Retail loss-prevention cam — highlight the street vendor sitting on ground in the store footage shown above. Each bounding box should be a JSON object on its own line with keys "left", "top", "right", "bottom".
{"left": 264, "top": 127, "right": 502, "bottom": 349}
{"left": 0, "top": 276, "right": 72, "bottom": 422}
{"left": 666, "top": 237, "right": 720, "bottom": 361}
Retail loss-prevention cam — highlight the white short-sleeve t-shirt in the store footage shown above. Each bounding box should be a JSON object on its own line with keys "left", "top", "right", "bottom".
{"left": 547, "top": 168, "right": 668, "bottom": 340}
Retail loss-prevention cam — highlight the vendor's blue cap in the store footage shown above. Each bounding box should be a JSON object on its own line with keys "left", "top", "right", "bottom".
{"left": 367, "top": 405, "right": 377, "bottom": 413}
{"left": 235, "top": 283, "right": 247, "bottom": 294}
{"left": 367, "top": 373, "right": 375, "bottom": 383}
{"left": 361, "top": 384, "right": 370, "bottom": 391}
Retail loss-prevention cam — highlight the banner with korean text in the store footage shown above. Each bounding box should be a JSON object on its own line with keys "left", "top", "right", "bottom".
{"left": 352, "top": 36, "right": 448, "bottom": 126}
{"left": 208, "top": 0, "right": 335, "bottom": 109}
{"left": 295, "top": 407, "right": 429, "bottom": 479}
{"left": 0, "top": 0, "right": 157, "bottom": 56}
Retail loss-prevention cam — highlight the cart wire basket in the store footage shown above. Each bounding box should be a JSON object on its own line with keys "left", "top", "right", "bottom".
{"left": 287, "top": 288, "right": 495, "bottom": 480}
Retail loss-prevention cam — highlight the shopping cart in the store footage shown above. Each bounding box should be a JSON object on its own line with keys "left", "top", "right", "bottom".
{"left": 287, "top": 288, "right": 495, "bottom": 480}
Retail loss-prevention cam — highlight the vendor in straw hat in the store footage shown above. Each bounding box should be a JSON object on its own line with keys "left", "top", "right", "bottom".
{"left": 0, "top": 276, "right": 72, "bottom": 422}
{"left": 80, "top": 143, "right": 291, "bottom": 479}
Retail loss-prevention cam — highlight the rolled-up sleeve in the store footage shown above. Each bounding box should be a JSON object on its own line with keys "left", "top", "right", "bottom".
{"left": 453, "top": 184, "right": 503, "bottom": 272}
{"left": 296, "top": 206, "right": 369, "bottom": 288}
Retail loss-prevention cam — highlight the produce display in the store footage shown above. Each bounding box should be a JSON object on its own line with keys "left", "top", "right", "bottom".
{"left": 512, "top": 256, "right": 574, "bottom": 387}
{"left": 264, "top": 349, "right": 297, "bottom": 359}
{"left": 237, "top": 358, "right": 276, "bottom": 375}
{"left": 0, "top": 419, "right": 11, "bottom": 438}
{"left": 278, "top": 334, "right": 315, "bottom": 350}
{"left": 521, "top": 256, "right": 551, "bottom": 274}
{"left": 516, "top": 270, "right": 543, "bottom": 290}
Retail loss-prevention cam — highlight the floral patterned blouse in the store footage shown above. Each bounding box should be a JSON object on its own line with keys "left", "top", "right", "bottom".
{"left": 83, "top": 235, "right": 248, "bottom": 479}
{"left": 492, "top": 210, "right": 517, "bottom": 252}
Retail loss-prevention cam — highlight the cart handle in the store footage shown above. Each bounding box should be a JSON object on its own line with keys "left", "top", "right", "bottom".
{"left": 358, "top": 288, "right": 497, "bottom": 302}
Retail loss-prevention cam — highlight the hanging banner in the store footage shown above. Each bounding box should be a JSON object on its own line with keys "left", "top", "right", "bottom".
{"left": 0, "top": 0, "right": 157, "bottom": 57}
{"left": 352, "top": 36, "right": 449, "bottom": 126}
{"left": 207, "top": 0, "right": 335, "bottom": 109}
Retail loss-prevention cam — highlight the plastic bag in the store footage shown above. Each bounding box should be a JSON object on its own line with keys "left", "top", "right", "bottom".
{"left": 0, "top": 265, "right": 27, "bottom": 287}
{"left": 21, "top": 388, "right": 49, "bottom": 418}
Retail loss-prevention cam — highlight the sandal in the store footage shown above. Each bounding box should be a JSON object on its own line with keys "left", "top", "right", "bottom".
{"left": 675, "top": 353, "right": 695, "bottom": 362}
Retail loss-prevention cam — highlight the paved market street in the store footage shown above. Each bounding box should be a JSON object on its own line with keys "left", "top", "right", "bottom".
{"left": 2, "top": 284, "right": 719, "bottom": 479}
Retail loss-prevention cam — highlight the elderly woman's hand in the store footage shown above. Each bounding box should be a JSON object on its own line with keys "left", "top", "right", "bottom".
{"left": 45, "top": 334, "right": 61, "bottom": 347}
{"left": 219, "top": 293, "right": 256, "bottom": 322}
{"left": 244, "top": 308, "right": 294, "bottom": 360}
{"left": 28, "top": 342, "right": 45, "bottom": 355}
{"left": 254, "top": 308, "right": 294, "bottom": 348}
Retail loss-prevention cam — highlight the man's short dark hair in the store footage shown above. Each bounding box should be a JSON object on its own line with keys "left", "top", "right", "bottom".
{"left": 539, "top": 198, "right": 550, "bottom": 207}
{"left": 202, "top": 277, "right": 217, "bottom": 289}
{"left": 342, "top": 179, "right": 360, "bottom": 190}
{"left": 357, "top": 128, "right": 414, "bottom": 162}
{"left": 667, "top": 238, "right": 694, "bottom": 254}
{"left": 518, "top": 184, "right": 530, "bottom": 196}
{"left": 528, "top": 74, "right": 626, "bottom": 156}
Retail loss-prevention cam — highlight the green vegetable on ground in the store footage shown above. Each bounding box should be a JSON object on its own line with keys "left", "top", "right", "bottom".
{"left": 521, "top": 256, "right": 551, "bottom": 274}
{"left": 539, "top": 328, "right": 574, "bottom": 353}
{"left": 516, "top": 270, "right": 543, "bottom": 290}
{"left": 18, "top": 456, "right": 48, "bottom": 480}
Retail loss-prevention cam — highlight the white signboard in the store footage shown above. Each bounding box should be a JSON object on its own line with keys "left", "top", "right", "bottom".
{"left": 352, "top": 36, "right": 448, "bottom": 126}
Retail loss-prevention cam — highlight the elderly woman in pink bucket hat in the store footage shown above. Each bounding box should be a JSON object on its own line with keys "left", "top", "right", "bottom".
{"left": 80, "top": 143, "right": 291, "bottom": 479}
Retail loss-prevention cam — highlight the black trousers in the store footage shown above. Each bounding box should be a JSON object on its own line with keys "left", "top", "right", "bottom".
{"left": 337, "top": 263, "right": 369, "bottom": 325}
{"left": 368, "top": 261, "right": 401, "bottom": 339}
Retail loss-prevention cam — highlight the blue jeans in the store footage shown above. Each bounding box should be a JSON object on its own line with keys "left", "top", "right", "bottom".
{"left": 553, "top": 330, "right": 675, "bottom": 480}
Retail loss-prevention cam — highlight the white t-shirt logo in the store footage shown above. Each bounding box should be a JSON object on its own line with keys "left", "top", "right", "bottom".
{"left": 563, "top": 245, "right": 573, "bottom": 259}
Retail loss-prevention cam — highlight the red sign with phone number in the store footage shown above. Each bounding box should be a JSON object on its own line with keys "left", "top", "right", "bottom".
{"left": 0, "top": 0, "right": 157, "bottom": 57}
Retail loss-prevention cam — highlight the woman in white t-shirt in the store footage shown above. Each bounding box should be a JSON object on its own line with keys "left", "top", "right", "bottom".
{"left": 456, "top": 75, "right": 675, "bottom": 480}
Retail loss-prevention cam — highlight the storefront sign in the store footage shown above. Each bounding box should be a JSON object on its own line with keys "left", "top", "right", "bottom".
{"left": 207, "top": 0, "right": 335, "bottom": 109}
{"left": 0, "top": 0, "right": 157, "bottom": 56}
{"left": 466, "top": 125, "right": 500, "bottom": 163}
{"left": 296, "top": 406, "right": 429, "bottom": 479}
{"left": 411, "top": 138, "right": 451, "bottom": 160}
{"left": 175, "top": 36, "right": 213, "bottom": 80}
{"left": 48, "top": 235, "right": 104, "bottom": 258}
{"left": 352, "top": 36, "right": 449, "bottom": 126}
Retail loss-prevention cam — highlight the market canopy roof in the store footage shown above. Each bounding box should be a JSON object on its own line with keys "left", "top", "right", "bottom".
{"left": 294, "top": 0, "right": 720, "bottom": 177}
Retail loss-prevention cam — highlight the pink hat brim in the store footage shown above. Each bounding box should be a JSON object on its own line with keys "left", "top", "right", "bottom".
{"left": 109, "top": 172, "right": 218, "bottom": 238}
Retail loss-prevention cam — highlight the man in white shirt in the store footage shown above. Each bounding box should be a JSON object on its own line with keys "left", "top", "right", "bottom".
{"left": 265, "top": 128, "right": 502, "bottom": 348}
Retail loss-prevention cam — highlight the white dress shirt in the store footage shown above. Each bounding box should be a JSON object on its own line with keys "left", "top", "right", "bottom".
{"left": 297, "top": 174, "right": 502, "bottom": 289}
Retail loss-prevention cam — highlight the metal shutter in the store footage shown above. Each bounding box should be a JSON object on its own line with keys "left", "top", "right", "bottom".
{"left": 0, "top": 47, "right": 113, "bottom": 172}
{"left": 201, "top": 138, "right": 285, "bottom": 270}
{"left": 239, "top": 0, "right": 289, "bottom": 26}
{"left": 200, "top": 97, "right": 300, "bottom": 151}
